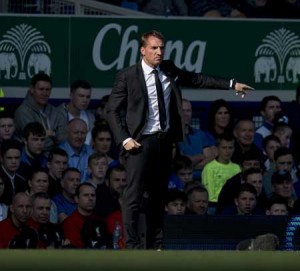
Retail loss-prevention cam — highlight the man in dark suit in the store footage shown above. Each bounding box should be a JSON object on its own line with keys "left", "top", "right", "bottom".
{"left": 106, "top": 30, "right": 253, "bottom": 249}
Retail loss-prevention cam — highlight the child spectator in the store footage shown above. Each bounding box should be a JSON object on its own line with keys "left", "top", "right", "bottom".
{"left": 273, "top": 122, "right": 293, "bottom": 148}
{"left": 164, "top": 188, "right": 187, "bottom": 215}
{"left": 168, "top": 155, "right": 193, "bottom": 190}
{"left": 202, "top": 134, "right": 241, "bottom": 207}
{"left": 87, "top": 152, "right": 108, "bottom": 188}
{"left": 266, "top": 195, "right": 289, "bottom": 216}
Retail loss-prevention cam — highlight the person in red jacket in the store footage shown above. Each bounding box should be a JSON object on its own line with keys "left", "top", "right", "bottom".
{"left": 28, "top": 192, "right": 65, "bottom": 248}
{"left": 0, "top": 192, "right": 38, "bottom": 248}
{"left": 63, "top": 183, "right": 112, "bottom": 248}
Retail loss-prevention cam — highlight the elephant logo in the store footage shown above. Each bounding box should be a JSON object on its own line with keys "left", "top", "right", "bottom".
{"left": 0, "top": 24, "right": 51, "bottom": 81}
{"left": 27, "top": 53, "right": 51, "bottom": 77}
{"left": 254, "top": 28, "right": 300, "bottom": 84}
{"left": 286, "top": 57, "right": 300, "bottom": 83}
{"left": 254, "top": 56, "right": 276, "bottom": 83}
{"left": 0, "top": 52, "right": 18, "bottom": 79}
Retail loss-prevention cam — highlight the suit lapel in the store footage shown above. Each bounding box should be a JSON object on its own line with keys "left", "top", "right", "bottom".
{"left": 136, "top": 62, "right": 148, "bottom": 102}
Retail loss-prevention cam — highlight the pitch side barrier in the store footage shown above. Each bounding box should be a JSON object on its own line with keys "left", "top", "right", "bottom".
{"left": 163, "top": 214, "right": 300, "bottom": 250}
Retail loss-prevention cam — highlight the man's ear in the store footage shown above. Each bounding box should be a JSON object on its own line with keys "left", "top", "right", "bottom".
{"left": 75, "top": 195, "right": 79, "bottom": 204}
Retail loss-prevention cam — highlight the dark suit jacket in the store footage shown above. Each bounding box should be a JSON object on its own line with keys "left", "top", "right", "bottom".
{"left": 106, "top": 60, "right": 230, "bottom": 146}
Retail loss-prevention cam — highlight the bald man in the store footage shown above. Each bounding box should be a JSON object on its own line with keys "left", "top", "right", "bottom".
{"left": 0, "top": 192, "right": 38, "bottom": 248}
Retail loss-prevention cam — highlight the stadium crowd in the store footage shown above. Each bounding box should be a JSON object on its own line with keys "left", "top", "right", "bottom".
{"left": 0, "top": 70, "right": 300, "bottom": 249}
{"left": 6, "top": 0, "right": 300, "bottom": 19}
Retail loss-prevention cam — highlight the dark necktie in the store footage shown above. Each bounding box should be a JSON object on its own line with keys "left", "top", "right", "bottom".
{"left": 153, "top": 69, "right": 167, "bottom": 130}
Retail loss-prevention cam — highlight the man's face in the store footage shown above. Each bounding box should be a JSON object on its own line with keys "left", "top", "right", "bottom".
{"left": 267, "top": 203, "right": 288, "bottom": 215}
{"left": 0, "top": 118, "right": 15, "bottom": 141}
{"left": 62, "top": 171, "right": 81, "bottom": 196}
{"left": 262, "top": 100, "right": 281, "bottom": 124}
{"left": 29, "top": 172, "right": 49, "bottom": 194}
{"left": 235, "top": 191, "right": 256, "bottom": 215}
{"left": 89, "top": 157, "right": 108, "bottom": 180}
{"left": 140, "top": 36, "right": 164, "bottom": 68}
{"left": 273, "top": 180, "right": 293, "bottom": 198}
{"left": 234, "top": 120, "right": 255, "bottom": 146}
{"left": 30, "top": 80, "right": 52, "bottom": 106}
{"left": 1, "top": 149, "right": 21, "bottom": 173}
{"left": 93, "top": 131, "right": 112, "bottom": 154}
{"left": 182, "top": 100, "right": 192, "bottom": 126}
{"left": 25, "top": 133, "right": 46, "bottom": 156}
{"left": 265, "top": 140, "right": 280, "bottom": 161}
{"left": 242, "top": 160, "right": 261, "bottom": 171}
{"left": 188, "top": 190, "right": 208, "bottom": 215}
{"left": 70, "top": 87, "right": 91, "bottom": 111}
{"left": 11, "top": 194, "right": 32, "bottom": 224}
{"left": 76, "top": 185, "right": 96, "bottom": 213}
{"left": 165, "top": 199, "right": 186, "bottom": 215}
{"left": 67, "top": 120, "right": 87, "bottom": 149}
{"left": 109, "top": 170, "right": 127, "bottom": 195}
{"left": 32, "top": 198, "right": 51, "bottom": 224}
{"left": 276, "top": 154, "right": 293, "bottom": 172}
{"left": 246, "top": 173, "right": 263, "bottom": 196}
{"left": 47, "top": 154, "right": 68, "bottom": 179}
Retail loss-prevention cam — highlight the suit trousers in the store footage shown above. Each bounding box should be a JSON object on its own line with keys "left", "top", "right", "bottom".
{"left": 122, "top": 132, "right": 173, "bottom": 249}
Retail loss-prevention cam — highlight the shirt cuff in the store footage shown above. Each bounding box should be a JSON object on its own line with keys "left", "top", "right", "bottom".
{"left": 123, "top": 137, "right": 132, "bottom": 146}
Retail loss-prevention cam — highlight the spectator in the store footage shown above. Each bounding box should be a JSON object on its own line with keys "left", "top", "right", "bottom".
{"left": 168, "top": 155, "right": 193, "bottom": 190}
{"left": 263, "top": 147, "right": 298, "bottom": 197}
{"left": 0, "top": 192, "right": 38, "bottom": 248}
{"left": 164, "top": 188, "right": 187, "bottom": 215}
{"left": 0, "top": 173, "right": 8, "bottom": 221}
{"left": 87, "top": 152, "right": 108, "bottom": 188}
{"left": 46, "top": 147, "right": 68, "bottom": 198}
{"left": 0, "top": 109, "right": 16, "bottom": 149}
{"left": 52, "top": 168, "right": 81, "bottom": 223}
{"left": 63, "top": 183, "right": 112, "bottom": 249}
{"left": 14, "top": 73, "right": 64, "bottom": 151}
{"left": 18, "top": 122, "right": 47, "bottom": 181}
{"left": 137, "top": 0, "right": 188, "bottom": 16}
{"left": 91, "top": 124, "right": 118, "bottom": 165}
{"left": 205, "top": 99, "right": 234, "bottom": 148}
{"left": 0, "top": 139, "right": 27, "bottom": 205}
{"left": 28, "top": 192, "right": 65, "bottom": 248}
{"left": 266, "top": 195, "right": 289, "bottom": 215}
{"left": 272, "top": 122, "right": 293, "bottom": 148}
{"left": 202, "top": 134, "right": 241, "bottom": 207}
{"left": 271, "top": 170, "right": 296, "bottom": 211}
{"left": 59, "top": 118, "right": 94, "bottom": 183}
{"left": 177, "top": 98, "right": 215, "bottom": 179}
{"left": 218, "top": 167, "right": 266, "bottom": 214}
{"left": 189, "top": 0, "right": 245, "bottom": 17}
{"left": 94, "top": 165, "right": 126, "bottom": 233}
{"left": 56, "top": 80, "right": 95, "bottom": 145}
{"left": 26, "top": 168, "right": 58, "bottom": 223}
{"left": 262, "top": 135, "right": 281, "bottom": 171}
{"left": 216, "top": 149, "right": 263, "bottom": 214}
{"left": 286, "top": 85, "right": 300, "bottom": 164}
{"left": 254, "top": 95, "right": 282, "bottom": 149}
{"left": 221, "top": 183, "right": 258, "bottom": 215}
{"left": 186, "top": 184, "right": 209, "bottom": 215}
{"left": 231, "top": 118, "right": 263, "bottom": 165}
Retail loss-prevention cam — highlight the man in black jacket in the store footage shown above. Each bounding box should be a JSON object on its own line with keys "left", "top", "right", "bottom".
{"left": 106, "top": 30, "right": 253, "bottom": 249}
